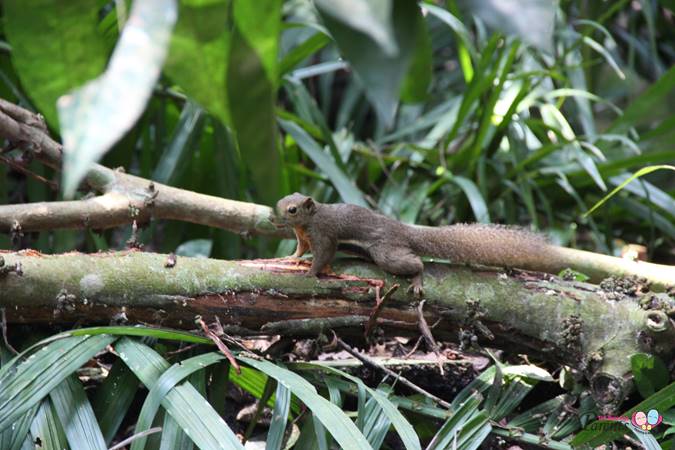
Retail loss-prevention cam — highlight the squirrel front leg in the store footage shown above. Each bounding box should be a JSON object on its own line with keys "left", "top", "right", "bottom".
{"left": 292, "top": 227, "right": 311, "bottom": 257}
{"left": 307, "top": 234, "right": 337, "bottom": 276}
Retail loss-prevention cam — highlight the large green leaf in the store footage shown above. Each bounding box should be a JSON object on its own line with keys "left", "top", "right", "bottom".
{"left": 166, "top": 0, "right": 283, "bottom": 204}
{"left": 316, "top": 0, "right": 422, "bottom": 126}
{"left": 0, "top": 406, "right": 35, "bottom": 450}
{"left": 92, "top": 360, "right": 139, "bottom": 444}
{"left": 3, "top": 0, "right": 108, "bottom": 127}
{"left": 50, "top": 376, "right": 107, "bottom": 450}
{"left": 609, "top": 64, "right": 675, "bottom": 133}
{"left": 266, "top": 382, "right": 292, "bottom": 450}
{"left": 115, "top": 338, "right": 244, "bottom": 450}
{"left": 293, "top": 363, "right": 421, "bottom": 450}
{"left": 458, "top": 0, "right": 556, "bottom": 51}
{"left": 227, "top": 0, "right": 283, "bottom": 204}
{"left": 131, "top": 352, "right": 226, "bottom": 450}
{"left": 400, "top": 12, "right": 432, "bottom": 103}
{"left": 314, "top": 0, "right": 397, "bottom": 55}
{"left": 165, "top": 0, "right": 231, "bottom": 125}
{"left": 0, "top": 335, "right": 116, "bottom": 433}
{"left": 239, "top": 357, "right": 373, "bottom": 450}
{"left": 58, "top": 0, "right": 178, "bottom": 197}
{"left": 29, "top": 399, "right": 69, "bottom": 450}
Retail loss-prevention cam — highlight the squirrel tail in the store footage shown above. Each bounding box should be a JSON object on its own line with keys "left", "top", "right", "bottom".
{"left": 406, "top": 223, "right": 675, "bottom": 288}
{"left": 406, "top": 223, "right": 552, "bottom": 270}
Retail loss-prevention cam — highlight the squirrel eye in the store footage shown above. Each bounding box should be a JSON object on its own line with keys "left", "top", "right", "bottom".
{"left": 287, "top": 206, "right": 297, "bottom": 215}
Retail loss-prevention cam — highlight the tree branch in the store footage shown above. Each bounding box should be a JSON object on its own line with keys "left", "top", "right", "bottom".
{"left": 0, "top": 250, "right": 672, "bottom": 412}
{"left": 0, "top": 101, "right": 287, "bottom": 237}
{"left": 1, "top": 100, "right": 674, "bottom": 289}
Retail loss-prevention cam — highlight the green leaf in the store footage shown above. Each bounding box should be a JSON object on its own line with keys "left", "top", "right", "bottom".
{"left": 29, "top": 399, "right": 69, "bottom": 450}
{"left": 279, "top": 119, "right": 367, "bottom": 207}
{"left": 116, "top": 338, "right": 244, "bottom": 450}
{"left": 0, "top": 334, "right": 116, "bottom": 433}
{"left": 58, "top": 0, "right": 178, "bottom": 197}
{"left": 131, "top": 352, "right": 226, "bottom": 450}
{"left": 584, "top": 165, "right": 675, "bottom": 217}
{"left": 280, "top": 31, "right": 332, "bottom": 76}
{"left": 608, "top": 173, "right": 675, "bottom": 217}
{"left": 423, "top": 3, "right": 475, "bottom": 81}
{"left": 440, "top": 171, "right": 490, "bottom": 223}
{"left": 0, "top": 406, "right": 36, "bottom": 450}
{"left": 293, "top": 363, "right": 421, "bottom": 450}
{"left": 609, "top": 64, "right": 675, "bottom": 133}
{"left": 427, "top": 394, "right": 481, "bottom": 449}
{"left": 581, "top": 35, "right": 625, "bottom": 80}
{"left": 165, "top": 0, "right": 231, "bottom": 125}
{"left": 400, "top": 13, "right": 432, "bottom": 103}
{"left": 456, "top": 412, "right": 491, "bottom": 450}
{"left": 68, "top": 326, "right": 212, "bottom": 344}
{"left": 314, "top": 0, "right": 397, "bottom": 55}
{"left": 238, "top": 357, "right": 373, "bottom": 450}
{"left": 266, "top": 382, "right": 292, "bottom": 450}
{"left": 626, "top": 426, "right": 662, "bottom": 450}
{"left": 50, "top": 376, "right": 107, "bottom": 450}
{"left": 160, "top": 414, "right": 194, "bottom": 450}
{"left": 631, "top": 354, "right": 670, "bottom": 399}
{"left": 152, "top": 101, "right": 205, "bottom": 185}
{"left": 92, "top": 360, "right": 139, "bottom": 444}
{"left": 3, "top": 0, "right": 108, "bottom": 127}
{"left": 227, "top": 0, "right": 283, "bottom": 204}
{"left": 458, "top": 0, "right": 556, "bottom": 52}
{"left": 360, "top": 394, "right": 391, "bottom": 449}
{"left": 316, "top": 0, "right": 421, "bottom": 126}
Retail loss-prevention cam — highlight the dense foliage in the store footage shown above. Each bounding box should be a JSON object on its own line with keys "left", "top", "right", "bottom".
{"left": 0, "top": 0, "right": 673, "bottom": 449}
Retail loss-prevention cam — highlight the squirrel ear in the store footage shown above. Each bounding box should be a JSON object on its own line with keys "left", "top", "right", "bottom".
{"left": 302, "top": 197, "right": 316, "bottom": 213}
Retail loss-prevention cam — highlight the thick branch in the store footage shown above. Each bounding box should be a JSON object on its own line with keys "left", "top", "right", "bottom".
{"left": 0, "top": 251, "right": 672, "bottom": 411}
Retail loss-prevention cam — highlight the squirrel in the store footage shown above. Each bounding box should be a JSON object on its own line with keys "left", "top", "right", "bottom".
{"left": 275, "top": 193, "right": 551, "bottom": 295}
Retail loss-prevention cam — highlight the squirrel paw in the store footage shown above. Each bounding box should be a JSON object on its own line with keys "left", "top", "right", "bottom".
{"left": 407, "top": 275, "right": 424, "bottom": 298}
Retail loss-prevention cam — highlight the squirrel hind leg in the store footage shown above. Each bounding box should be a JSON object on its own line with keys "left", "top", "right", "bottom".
{"left": 369, "top": 246, "right": 424, "bottom": 296}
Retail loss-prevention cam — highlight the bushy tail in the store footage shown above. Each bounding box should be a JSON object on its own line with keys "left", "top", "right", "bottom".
{"left": 406, "top": 223, "right": 552, "bottom": 270}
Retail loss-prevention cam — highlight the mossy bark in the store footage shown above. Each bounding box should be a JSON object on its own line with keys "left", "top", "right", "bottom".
{"left": 0, "top": 250, "right": 672, "bottom": 411}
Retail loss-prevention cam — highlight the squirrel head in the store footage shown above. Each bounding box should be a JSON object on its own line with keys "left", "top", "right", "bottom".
{"left": 275, "top": 193, "right": 317, "bottom": 227}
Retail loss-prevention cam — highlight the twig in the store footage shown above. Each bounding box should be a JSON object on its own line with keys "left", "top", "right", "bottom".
{"left": 0, "top": 155, "right": 58, "bottom": 190}
{"left": 365, "top": 283, "right": 399, "bottom": 337}
{"left": 197, "top": 317, "right": 241, "bottom": 374}
{"left": 0, "top": 308, "right": 18, "bottom": 355}
{"left": 402, "top": 336, "right": 423, "bottom": 359}
{"left": 108, "top": 427, "right": 162, "bottom": 450}
{"left": 336, "top": 336, "right": 452, "bottom": 409}
{"left": 417, "top": 300, "right": 444, "bottom": 375}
